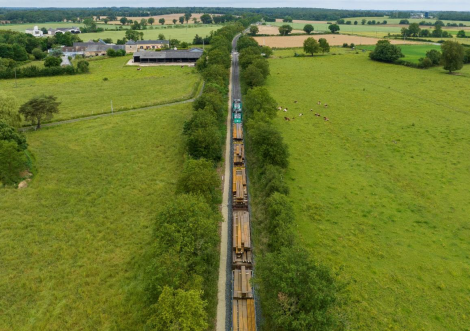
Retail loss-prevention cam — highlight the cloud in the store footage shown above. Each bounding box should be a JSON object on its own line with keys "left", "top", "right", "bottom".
{"left": 10, "top": 0, "right": 470, "bottom": 10}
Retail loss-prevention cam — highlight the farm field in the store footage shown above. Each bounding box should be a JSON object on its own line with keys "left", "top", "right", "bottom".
{"left": 344, "top": 16, "right": 470, "bottom": 26}
{"left": 0, "top": 22, "right": 221, "bottom": 44}
{"left": 2, "top": 56, "right": 200, "bottom": 123}
{"left": 265, "top": 50, "right": 470, "bottom": 330}
{"left": 104, "top": 13, "right": 211, "bottom": 25}
{"left": 0, "top": 22, "right": 84, "bottom": 32}
{"left": 356, "top": 44, "right": 442, "bottom": 63}
{"left": 0, "top": 103, "right": 191, "bottom": 330}
{"left": 79, "top": 24, "right": 222, "bottom": 43}
{"left": 254, "top": 34, "right": 421, "bottom": 48}
{"left": 270, "top": 21, "right": 403, "bottom": 35}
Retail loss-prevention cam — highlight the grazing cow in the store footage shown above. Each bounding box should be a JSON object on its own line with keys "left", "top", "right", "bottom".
{"left": 324, "top": 117, "right": 329, "bottom": 121}
{"left": 310, "top": 109, "right": 313, "bottom": 112}
{"left": 299, "top": 113, "right": 303, "bottom": 117}
{"left": 278, "top": 107, "right": 282, "bottom": 110}
{"left": 137, "top": 68, "right": 142, "bottom": 71}
{"left": 324, "top": 104, "right": 328, "bottom": 108}
{"left": 317, "top": 101, "right": 321, "bottom": 105}
{"left": 284, "top": 117, "right": 290, "bottom": 121}
{"left": 294, "top": 100, "right": 298, "bottom": 103}
{"left": 283, "top": 108, "right": 287, "bottom": 112}
{"left": 315, "top": 113, "right": 320, "bottom": 117}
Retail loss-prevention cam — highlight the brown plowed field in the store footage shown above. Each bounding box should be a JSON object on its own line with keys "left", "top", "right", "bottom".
{"left": 254, "top": 35, "right": 422, "bottom": 48}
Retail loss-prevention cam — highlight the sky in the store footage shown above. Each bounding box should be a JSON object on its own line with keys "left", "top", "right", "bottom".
{"left": 4, "top": 0, "right": 470, "bottom": 11}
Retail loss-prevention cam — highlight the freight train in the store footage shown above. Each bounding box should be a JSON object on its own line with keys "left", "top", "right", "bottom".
{"left": 231, "top": 98, "right": 256, "bottom": 331}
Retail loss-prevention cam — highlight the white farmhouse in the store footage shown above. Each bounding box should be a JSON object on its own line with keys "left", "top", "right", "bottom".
{"left": 25, "top": 26, "right": 44, "bottom": 37}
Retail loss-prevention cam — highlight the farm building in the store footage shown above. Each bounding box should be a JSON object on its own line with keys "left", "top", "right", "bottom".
{"left": 61, "top": 40, "right": 125, "bottom": 57}
{"left": 48, "top": 27, "right": 81, "bottom": 35}
{"left": 133, "top": 48, "right": 203, "bottom": 63}
{"left": 125, "top": 40, "right": 170, "bottom": 53}
{"left": 25, "top": 26, "right": 43, "bottom": 37}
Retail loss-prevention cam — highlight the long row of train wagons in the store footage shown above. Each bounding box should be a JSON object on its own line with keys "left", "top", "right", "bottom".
{"left": 231, "top": 98, "right": 256, "bottom": 331}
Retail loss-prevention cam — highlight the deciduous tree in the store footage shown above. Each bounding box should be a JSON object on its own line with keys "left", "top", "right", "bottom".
{"left": 318, "top": 38, "right": 330, "bottom": 53}
{"left": 303, "top": 37, "right": 320, "bottom": 56}
{"left": 44, "top": 56, "right": 62, "bottom": 67}
{"left": 441, "top": 40, "right": 464, "bottom": 73}
{"left": 328, "top": 23, "right": 340, "bottom": 33}
{"left": 19, "top": 95, "right": 60, "bottom": 129}
{"left": 249, "top": 25, "right": 259, "bottom": 36}
{"left": 369, "top": 40, "right": 404, "bottom": 63}
{"left": 278, "top": 24, "right": 293, "bottom": 36}
{"left": 148, "top": 17, "right": 155, "bottom": 25}
{"left": 159, "top": 18, "right": 165, "bottom": 25}
{"left": 303, "top": 24, "right": 314, "bottom": 34}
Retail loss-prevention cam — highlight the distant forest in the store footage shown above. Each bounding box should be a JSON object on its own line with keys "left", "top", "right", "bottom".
{"left": 1, "top": 7, "right": 469, "bottom": 23}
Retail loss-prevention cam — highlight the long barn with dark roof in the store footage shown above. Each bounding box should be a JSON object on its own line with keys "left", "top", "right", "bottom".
{"left": 133, "top": 48, "right": 204, "bottom": 64}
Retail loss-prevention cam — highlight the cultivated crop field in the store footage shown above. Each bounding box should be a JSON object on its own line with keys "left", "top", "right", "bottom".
{"left": 0, "top": 103, "right": 191, "bottom": 330}
{"left": 265, "top": 49, "right": 470, "bottom": 330}
{"left": 2, "top": 56, "right": 200, "bottom": 123}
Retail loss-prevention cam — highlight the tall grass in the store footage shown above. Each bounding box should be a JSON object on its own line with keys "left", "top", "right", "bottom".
{"left": 0, "top": 103, "right": 191, "bottom": 330}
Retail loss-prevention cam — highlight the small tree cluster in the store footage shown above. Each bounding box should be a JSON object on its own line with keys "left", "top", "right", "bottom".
{"left": 369, "top": 40, "right": 404, "bottom": 63}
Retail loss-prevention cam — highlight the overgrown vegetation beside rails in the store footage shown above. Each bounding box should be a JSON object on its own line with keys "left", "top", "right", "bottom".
{"left": 141, "top": 23, "right": 244, "bottom": 330}
{"left": 238, "top": 35, "right": 347, "bottom": 330}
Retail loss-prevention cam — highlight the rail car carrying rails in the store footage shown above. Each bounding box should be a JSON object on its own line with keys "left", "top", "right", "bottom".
{"left": 230, "top": 62, "right": 256, "bottom": 331}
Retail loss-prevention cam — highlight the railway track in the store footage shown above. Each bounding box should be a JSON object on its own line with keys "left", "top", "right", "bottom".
{"left": 229, "top": 35, "right": 257, "bottom": 331}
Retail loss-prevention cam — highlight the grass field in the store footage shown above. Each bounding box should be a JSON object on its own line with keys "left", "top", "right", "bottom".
{"left": 270, "top": 18, "right": 467, "bottom": 38}
{"left": 265, "top": 49, "right": 470, "bottom": 330}
{"left": 356, "top": 44, "right": 442, "bottom": 63}
{"left": 0, "top": 22, "right": 221, "bottom": 44}
{"left": 79, "top": 24, "right": 221, "bottom": 43}
{"left": 0, "top": 103, "right": 191, "bottom": 330}
{"left": 1, "top": 55, "right": 200, "bottom": 123}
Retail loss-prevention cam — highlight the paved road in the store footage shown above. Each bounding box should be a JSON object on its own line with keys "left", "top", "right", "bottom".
{"left": 216, "top": 33, "right": 241, "bottom": 331}
{"left": 20, "top": 82, "right": 205, "bottom": 132}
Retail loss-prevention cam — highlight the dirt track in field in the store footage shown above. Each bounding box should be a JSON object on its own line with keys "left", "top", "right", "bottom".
{"left": 254, "top": 34, "right": 422, "bottom": 48}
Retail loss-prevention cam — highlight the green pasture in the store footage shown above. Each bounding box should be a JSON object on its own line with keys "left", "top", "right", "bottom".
{"left": 356, "top": 44, "right": 442, "bottom": 63}
{"left": 265, "top": 50, "right": 470, "bottom": 330}
{"left": 79, "top": 24, "right": 221, "bottom": 43}
{"left": 0, "top": 103, "right": 191, "bottom": 330}
{"left": 1, "top": 55, "right": 200, "bottom": 123}
{"left": 0, "top": 22, "right": 86, "bottom": 32}
{"left": 0, "top": 22, "right": 220, "bottom": 43}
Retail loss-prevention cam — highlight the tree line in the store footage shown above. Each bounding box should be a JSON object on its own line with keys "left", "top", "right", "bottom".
{"left": 141, "top": 22, "right": 245, "bottom": 331}
{"left": 1, "top": 7, "right": 388, "bottom": 24}
{"left": 237, "top": 34, "right": 347, "bottom": 330}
